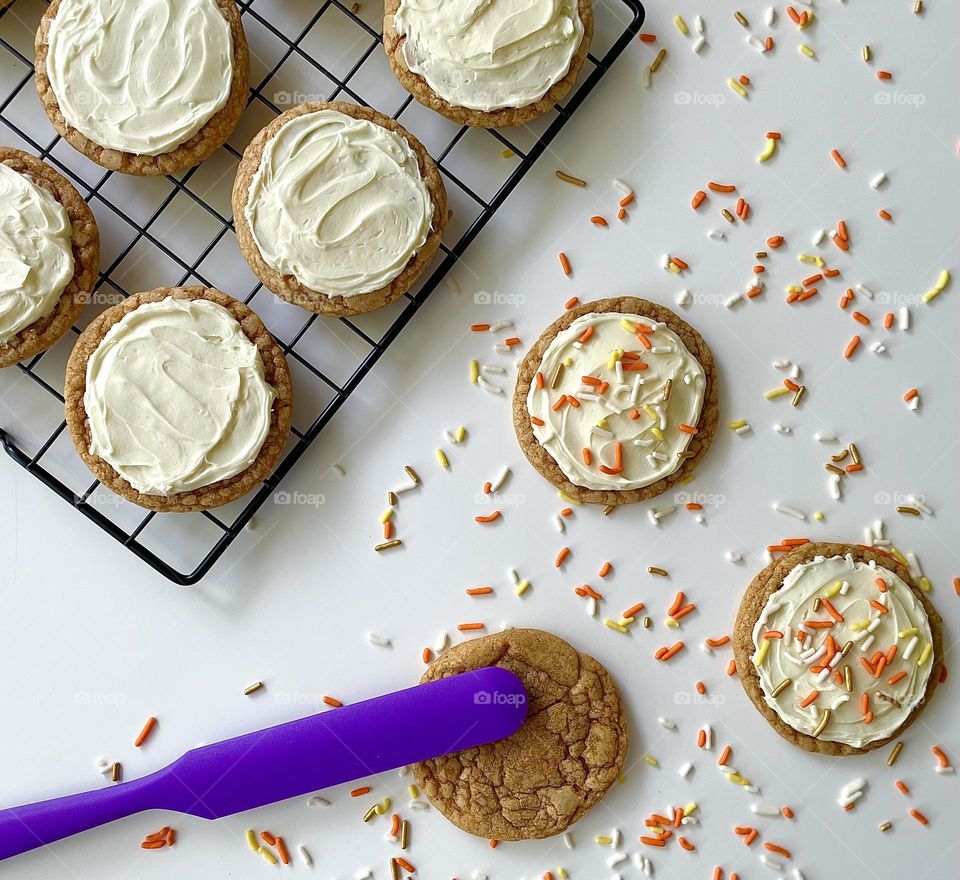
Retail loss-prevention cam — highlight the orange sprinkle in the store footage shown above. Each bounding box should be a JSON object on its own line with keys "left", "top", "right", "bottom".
{"left": 844, "top": 335, "right": 861, "bottom": 358}
{"left": 457, "top": 622, "right": 484, "bottom": 631}
{"left": 910, "top": 809, "right": 929, "bottom": 825}
{"left": 475, "top": 511, "right": 501, "bottom": 524}
{"left": 726, "top": 659, "right": 737, "bottom": 676}
{"left": 558, "top": 252, "right": 572, "bottom": 276}
{"left": 903, "top": 388, "right": 919, "bottom": 402}
{"left": 883, "top": 312, "right": 894, "bottom": 328}
{"left": 351, "top": 786, "right": 371, "bottom": 797}
{"left": 599, "top": 561, "right": 612, "bottom": 578}
{"left": 134, "top": 716, "right": 158, "bottom": 748}
{"left": 846, "top": 462, "right": 864, "bottom": 473}
{"left": 896, "top": 780, "right": 910, "bottom": 795}
{"left": 422, "top": 647, "right": 432, "bottom": 663}
{"left": 692, "top": 190, "right": 707, "bottom": 209}
{"left": 590, "top": 216, "right": 608, "bottom": 227}
{"left": 678, "top": 836, "right": 696, "bottom": 852}
{"left": 705, "top": 635, "right": 730, "bottom": 647}
{"left": 658, "top": 641, "right": 685, "bottom": 661}
{"left": 686, "top": 502, "right": 703, "bottom": 511}
{"left": 696, "top": 681, "right": 707, "bottom": 695}
{"left": 767, "top": 235, "right": 784, "bottom": 248}
{"left": 800, "top": 690, "right": 819, "bottom": 708}
{"left": 764, "top": 842, "right": 791, "bottom": 858}
{"left": 640, "top": 836, "right": 667, "bottom": 847}
{"left": 671, "top": 256, "right": 689, "bottom": 270}
{"left": 555, "top": 546, "right": 571, "bottom": 567}
{"left": 708, "top": 181, "right": 736, "bottom": 193}
{"left": 535, "top": 371, "right": 544, "bottom": 389}
{"left": 470, "top": 323, "right": 490, "bottom": 332}
{"left": 933, "top": 746, "right": 950, "bottom": 767}
{"left": 870, "top": 600, "right": 889, "bottom": 614}
{"left": 738, "top": 75, "right": 750, "bottom": 86}
{"left": 831, "top": 149, "right": 847, "bottom": 168}
{"left": 275, "top": 837, "right": 290, "bottom": 865}
{"left": 560, "top": 507, "right": 573, "bottom": 517}
{"left": 582, "top": 447, "right": 592, "bottom": 466}
{"left": 782, "top": 806, "right": 794, "bottom": 819}
{"left": 879, "top": 209, "right": 892, "bottom": 221}
{"left": 718, "top": 745, "right": 732, "bottom": 766}
{"left": 322, "top": 696, "right": 343, "bottom": 708}
{"left": 578, "top": 325, "right": 594, "bottom": 344}
{"left": 466, "top": 586, "right": 493, "bottom": 596}
{"left": 833, "top": 233, "right": 850, "bottom": 252}
{"left": 141, "top": 840, "right": 165, "bottom": 850}
{"left": 763, "top": 630, "right": 784, "bottom": 639}
{"left": 530, "top": 417, "right": 544, "bottom": 427}
{"left": 744, "top": 828, "right": 758, "bottom": 846}
{"left": 678, "top": 423, "right": 699, "bottom": 434}
{"left": 824, "top": 267, "right": 841, "bottom": 278}
{"left": 504, "top": 337, "right": 520, "bottom": 347}
{"left": 877, "top": 70, "right": 893, "bottom": 80}
{"left": 787, "top": 6, "right": 800, "bottom": 22}
{"left": 887, "top": 670, "right": 907, "bottom": 685}
{"left": 622, "top": 602, "right": 645, "bottom": 620}
{"left": 489, "top": 839, "right": 499, "bottom": 848}
{"left": 564, "top": 296, "right": 579, "bottom": 310}
{"left": 638, "top": 32, "right": 657, "bottom": 43}
{"left": 697, "top": 729, "right": 707, "bottom": 748}
{"left": 620, "top": 193, "right": 635, "bottom": 208}
{"left": 821, "top": 598, "right": 844, "bottom": 622}
{"left": 849, "top": 310, "right": 869, "bottom": 326}
{"left": 260, "top": 831, "right": 277, "bottom": 846}
{"left": 383, "top": 521, "right": 393, "bottom": 539}
{"left": 395, "top": 856, "right": 416, "bottom": 873}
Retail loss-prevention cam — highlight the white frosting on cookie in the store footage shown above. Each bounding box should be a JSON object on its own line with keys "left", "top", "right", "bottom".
{"left": 751, "top": 554, "right": 934, "bottom": 748}
{"left": 244, "top": 109, "right": 433, "bottom": 298}
{"left": 392, "top": 0, "right": 584, "bottom": 112}
{"left": 46, "top": 0, "right": 234, "bottom": 156}
{"left": 84, "top": 297, "right": 276, "bottom": 496}
{"left": 525, "top": 311, "right": 706, "bottom": 491}
{"left": 0, "top": 163, "right": 74, "bottom": 346}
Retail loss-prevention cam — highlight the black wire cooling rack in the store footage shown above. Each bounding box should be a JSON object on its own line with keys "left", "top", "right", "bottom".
{"left": 0, "top": 0, "right": 645, "bottom": 584}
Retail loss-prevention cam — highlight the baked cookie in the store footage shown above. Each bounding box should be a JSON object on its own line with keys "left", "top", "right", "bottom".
{"left": 733, "top": 542, "right": 943, "bottom": 756}
{"left": 384, "top": 0, "right": 593, "bottom": 128}
{"left": 414, "top": 628, "right": 628, "bottom": 840}
{"left": 0, "top": 148, "right": 98, "bottom": 368}
{"left": 64, "top": 286, "right": 292, "bottom": 512}
{"left": 35, "top": 0, "right": 249, "bottom": 176}
{"left": 514, "top": 297, "right": 718, "bottom": 505}
{"left": 232, "top": 101, "right": 446, "bottom": 317}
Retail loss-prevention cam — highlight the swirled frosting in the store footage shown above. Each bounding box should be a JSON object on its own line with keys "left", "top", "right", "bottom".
{"left": 392, "top": 0, "right": 584, "bottom": 111}
{"left": 751, "top": 554, "right": 934, "bottom": 748}
{"left": 84, "top": 297, "right": 276, "bottom": 496}
{"left": 244, "top": 109, "right": 433, "bottom": 298}
{"left": 526, "top": 312, "right": 706, "bottom": 491}
{"left": 0, "top": 163, "right": 74, "bottom": 346}
{"left": 46, "top": 0, "right": 234, "bottom": 156}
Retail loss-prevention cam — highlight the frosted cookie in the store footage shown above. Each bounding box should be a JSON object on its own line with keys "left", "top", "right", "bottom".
{"left": 232, "top": 101, "right": 446, "bottom": 317}
{"left": 384, "top": 0, "right": 593, "bottom": 128}
{"left": 733, "top": 542, "right": 943, "bottom": 756}
{"left": 0, "top": 148, "right": 98, "bottom": 368}
{"left": 415, "top": 628, "right": 628, "bottom": 840}
{"left": 64, "top": 286, "right": 292, "bottom": 512}
{"left": 35, "top": 0, "right": 249, "bottom": 176}
{"left": 513, "top": 297, "right": 718, "bottom": 505}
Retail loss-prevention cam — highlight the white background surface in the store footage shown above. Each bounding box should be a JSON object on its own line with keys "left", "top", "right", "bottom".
{"left": 2, "top": 1, "right": 960, "bottom": 878}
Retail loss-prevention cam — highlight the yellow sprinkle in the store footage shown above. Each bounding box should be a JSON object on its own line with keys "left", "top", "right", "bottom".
{"left": 813, "top": 511, "right": 825, "bottom": 521}
{"left": 729, "top": 419, "right": 747, "bottom": 430}
{"left": 595, "top": 834, "right": 614, "bottom": 845}
{"left": 375, "top": 798, "right": 391, "bottom": 815}
{"left": 643, "top": 754, "right": 659, "bottom": 767}
{"left": 380, "top": 507, "right": 394, "bottom": 524}
{"left": 604, "top": 618, "right": 629, "bottom": 634}
{"left": 674, "top": 14, "right": 689, "bottom": 35}
{"left": 917, "top": 643, "right": 932, "bottom": 665}
{"left": 728, "top": 78, "right": 748, "bottom": 98}
{"left": 920, "top": 575, "right": 932, "bottom": 593}
{"left": 683, "top": 801, "right": 698, "bottom": 816}
{"left": 726, "top": 772, "right": 750, "bottom": 786}
{"left": 258, "top": 846, "right": 278, "bottom": 865}
{"left": 899, "top": 626, "right": 919, "bottom": 639}
{"left": 245, "top": 829, "right": 258, "bottom": 851}
{"left": 797, "top": 253, "right": 819, "bottom": 264}
{"left": 765, "top": 387, "right": 792, "bottom": 400}
{"left": 558, "top": 491, "right": 581, "bottom": 505}
{"left": 501, "top": 148, "right": 514, "bottom": 159}
{"left": 757, "top": 138, "right": 777, "bottom": 163}
{"left": 934, "top": 269, "right": 951, "bottom": 290}
{"left": 753, "top": 639, "right": 770, "bottom": 668}
{"left": 563, "top": 356, "right": 573, "bottom": 367}
{"left": 597, "top": 418, "right": 608, "bottom": 428}
{"left": 651, "top": 426, "right": 666, "bottom": 443}
{"left": 664, "top": 618, "right": 680, "bottom": 628}
{"left": 435, "top": 449, "right": 449, "bottom": 469}
{"left": 785, "top": 285, "right": 803, "bottom": 294}
{"left": 620, "top": 318, "right": 638, "bottom": 333}
{"left": 642, "top": 404, "right": 658, "bottom": 421}
{"left": 455, "top": 425, "right": 467, "bottom": 443}
{"left": 825, "top": 580, "right": 843, "bottom": 597}
{"left": 923, "top": 288, "right": 942, "bottom": 303}
{"left": 408, "top": 784, "right": 419, "bottom": 799}
{"left": 679, "top": 473, "right": 694, "bottom": 484}
{"left": 669, "top": 263, "right": 681, "bottom": 274}
{"left": 558, "top": 869, "right": 569, "bottom": 879}
{"left": 798, "top": 43, "right": 815, "bottom": 58}
{"left": 862, "top": 45, "right": 871, "bottom": 62}
{"left": 469, "top": 359, "right": 479, "bottom": 384}
{"left": 515, "top": 579, "right": 532, "bottom": 597}
{"left": 890, "top": 547, "right": 908, "bottom": 566}
{"left": 850, "top": 619, "right": 871, "bottom": 632}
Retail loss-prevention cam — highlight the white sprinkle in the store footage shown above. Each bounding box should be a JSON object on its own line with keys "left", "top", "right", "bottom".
{"left": 554, "top": 514, "right": 565, "bottom": 533}
{"left": 903, "top": 635, "right": 919, "bottom": 660}
{"left": 641, "top": 65, "right": 652, "bottom": 89}
{"left": 725, "top": 550, "right": 743, "bottom": 563}
{"left": 774, "top": 502, "right": 807, "bottom": 520}
{"left": 773, "top": 424, "right": 792, "bottom": 434}
{"left": 297, "top": 845, "right": 312, "bottom": 866}
{"left": 676, "top": 288, "right": 692, "bottom": 307}
{"left": 747, "top": 33, "right": 765, "bottom": 50}
{"left": 692, "top": 35, "right": 707, "bottom": 53}
{"left": 870, "top": 340, "right": 886, "bottom": 354}
{"left": 792, "top": 870, "right": 807, "bottom": 880}
{"left": 434, "top": 631, "right": 450, "bottom": 653}
{"left": 694, "top": 14, "right": 704, "bottom": 32}
{"left": 841, "top": 777, "right": 867, "bottom": 798}
{"left": 393, "top": 479, "right": 418, "bottom": 495}
{"left": 936, "top": 765, "right": 955, "bottom": 774}
{"left": 702, "top": 723, "right": 713, "bottom": 750}
{"left": 481, "top": 363, "right": 506, "bottom": 375}
{"left": 477, "top": 375, "right": 503, "bottom": 394}
{"left": 725, "top": 293, "right": 744, "bottom": 309}
{"left": 898, "top": 306, "right": 910, "bottom": 330}
{"left": 563, "top": 831, "right": 575, "bottom": 849}
{"left": 679, "top": 761, "right": 694, "bottom": 778}
{"left": 708, "top": 227, "right": 726, "bottom": 240}
{"left": 829, "top": 474, "right": 842, "bottom": 500}
{"left": 490, "top": 466, "right": 511, "bottom": 492}
{"left": 870, "top": 172, "right": 887, "bottom": 189}
{"left": 356, "top": 870, "right": 372, "bottom": 880}
{"left": 409, "top": 800, "right": 430, "bottom": 811}
{"left": 613, "top": 179, "right": 632, "bottom": 196}
{"left": 909, "top": 495, "right": 932, "bottom": 515}
{"left": 857, "top": 284, "right": 875, "bottom": 300}
{"left": 760, "top": 854, "right": 783, "bottom": 871}
{"left": 333, "top": 463, "right": 346, "bottom": 476}
{"left": 765, "top": 5, "right": 776, "bottom": 25}
{"left": 812, "top": 228, "right": 827, "bottom": 246}
{"left": 611, "top": 827, "right": 622, "bottom": 849}
{"left": 814, "top": 431, "right": 837, "bottom": 442}
{"left": 489, "top": 320, "right": 513, "bottom": 333}
{"left": 735, "top": 424, "right": 751, "bottom": 435}
{"left": 648, "top": 509, "right": 660, "bottom": 527}
{"left": 444, "top": 274, "right": 460, "bottom": 294}
{"left": 657, "top": 716, "right": 678, "bottom": 730}
{"left": 607, "top": 851, "right": 627, "bottom": 868}
{"left": 367, "top": 633, "right": 391, "bottom": 648}
{"left": 587, "top": 596, "right": 598, "bottom": 618}
{"left": 493, "top": 344, "right": 511, "bottom": 354}
{"left": 398, "top": 764, "right": 410, "bottom": 777}
{"left": 308, "top": 796, "right": 330, "bottom": 806}
{"left": 751, "top": 803, "right": 782, "bottom": 817}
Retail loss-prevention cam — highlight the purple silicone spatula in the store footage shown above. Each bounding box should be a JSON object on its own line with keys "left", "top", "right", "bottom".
{"left": 0, "top": 666, "right": 526, "bottom": 862}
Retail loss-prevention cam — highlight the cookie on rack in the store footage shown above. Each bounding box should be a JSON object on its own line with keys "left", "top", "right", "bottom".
{"left": 733, "top": 542, "right": 943, "bottom": 756}
{"left": 414, "top": 628, "right": 628, "bottom": 840}
{"left": 35, "top": 0, "right": 249, "bottom": 176}
{"left": 232, "top": 101, "right": 446, "bottom": 317}
{"left": 513, "top": 297, "right": 718, "bottom": 505}
{"left": 383, "top": 0, "right": 593, "bottom": 128}
{"left": 64, "top": 286, "right": 292, "bottom": 512}
{"left": 0, "top": 148, "right": 99, "bottom": 368}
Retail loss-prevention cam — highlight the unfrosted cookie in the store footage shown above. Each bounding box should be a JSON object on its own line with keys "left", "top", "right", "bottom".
{"left": 384, "top": 0, "right": 593, "bottom": 128}
{"left": 513, "top": 297, "right": 719, "bottom": 505}
{"left": 733, "top": 542, "right": 943, "bottom": 756}
{"left": 35, "top": 0, "right": 249, "bottom": 176}
{"left": 414, "top": 628, "right": 628, "bottom": 840}
{"left": 64, "top": 286, "right": 292, "bottom": 512}
{"left": 232, "top": 101, "right": 446, "bottom": 317}
{"left": 0, "top": 148, "right": 99, "bottom": 368}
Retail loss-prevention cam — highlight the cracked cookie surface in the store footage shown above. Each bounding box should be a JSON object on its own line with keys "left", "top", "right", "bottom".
{"left": 414, "top": 628, "right": 628, "bottom": 839}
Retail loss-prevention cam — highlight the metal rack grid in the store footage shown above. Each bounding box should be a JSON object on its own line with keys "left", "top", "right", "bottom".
{"left": 0, "top": 0, "right": 645, "bottom": 585}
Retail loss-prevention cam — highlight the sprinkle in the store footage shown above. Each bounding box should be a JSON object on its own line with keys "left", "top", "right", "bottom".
{"left": 243, "top": 681, "right": 264, "bottom": 696}
{"left": 556, "top": 170, "right": 587, "bottom": 187}
{"left": 798, "top": 43, "right": 815, "bottom": 58}
{"left": 774, "top": 502, "right": 807, "bottom": 520}
{"left": 910, "top": 809, "right": 929, "bottom": 826}
{"left": 831, "top": 149, "right": 847, "bottom": 168}
{"left": 758, "top": 138, "right": 777, "bottom": 163}
{"left": 888, "top": 741, "right": 904, "bottom": 766}
{"left": 375, "top": 539, "right": 402, "bottom": 552}
{"left": 134, "top": 717, "right": 158, "bottom": 748}
{"left": 674, "top": 14, "right": 689, "bottom": 35}
{"left": 650, "top": 48, "right": 667, "bottom": 73}
{"left": 728, "top": 78, "right": 748, "bottom": 98}
{"left": 258, "top": 846, "right": 278, "bottom": 865}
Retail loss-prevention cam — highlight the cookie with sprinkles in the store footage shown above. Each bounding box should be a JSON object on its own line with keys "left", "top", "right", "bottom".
{"left": 734, "top": 542, "right": 944, "bottom": 756}
{"left": 414, "top": 628, "right": 628, "bottom": 840}
{"left": 513, "top": 297, "right": 719, "bottom": 505}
